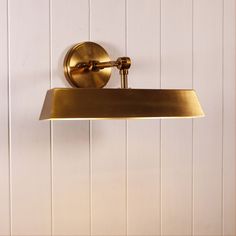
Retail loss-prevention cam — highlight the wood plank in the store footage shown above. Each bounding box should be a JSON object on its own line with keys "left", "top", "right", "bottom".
{"left": 126, "top": 0, "right": 161, "bottom": 235}
{"left": 0, "top": 0, "right": 10, "bottom": 234}
{"left": 160, "top": 0, "right": 193, "bottom": 235}
{"left": 51, "top": 0, "right": 90, "bottom": 235}
{"left": 193, "top": 0, "right": 223, "bottom": 234}
{"left": 90, "top": 0, "right": 126, "bottom": 234}
{"left": 9, "top": 0, "right": 51, "bottom": 234}
{"left": 223, "top": 0, "right": 236, "bottom": 235}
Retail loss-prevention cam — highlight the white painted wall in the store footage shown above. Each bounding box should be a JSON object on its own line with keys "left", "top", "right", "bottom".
{"left": 0, "top": 0, "right": 235, "bottom": 235}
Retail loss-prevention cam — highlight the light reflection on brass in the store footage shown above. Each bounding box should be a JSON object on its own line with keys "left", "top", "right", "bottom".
{"left": 64, "top": 42, "right": 131, "bottom": 89}
{"left": 63, "top": 42, "right": 112, "bottom": 88}
{"left": 40, "top": 88, "right": 204, "bottom": 120}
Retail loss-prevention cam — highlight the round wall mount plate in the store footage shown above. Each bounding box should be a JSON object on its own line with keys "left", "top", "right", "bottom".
{"left": 64, "top": 42, "right": 111, "bottom": 88}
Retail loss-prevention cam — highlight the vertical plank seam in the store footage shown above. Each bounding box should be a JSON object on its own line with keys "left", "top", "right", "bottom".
{"left": 125, "top": 0, "right": 128, "bottom": 235}
{"left": 159, "top": 1, "right": 162, "bottom": 236}
{"left": 88, "top": 1, "right": 92, "bottom": 235}
{"left": 221, "top": 0, "right": 224, "bottom": 235}
{"left": 7, "top": 0, "right": 12, "bottom": 234}
{"left": 234, "top": 0, "right": 236, "bottom": 231}
{"left": 235, "top": 2, "right": 236, "bottom": 233}
{"left": 49, "top": 0, "right": 54, "bottom": 235}
{"left": 191, "top": 0, "right": 194, "bottom": 235}
{"left": 233, "top": 1, "right": 236, "bottom": 235}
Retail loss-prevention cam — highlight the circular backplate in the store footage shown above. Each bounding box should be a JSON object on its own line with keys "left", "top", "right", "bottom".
{"left": 64, "top": 42, "right": 111, "bottom": 88}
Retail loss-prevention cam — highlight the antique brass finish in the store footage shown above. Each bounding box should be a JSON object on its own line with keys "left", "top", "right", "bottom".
{"left": 64, "top": 42, "right": 111, "bottom": 88}
{"left": 40, "top": 41, "right": 204, "bottom": 120}
{"left": 40, "top": 88, "right": 204, "bottom": 120}
{"left": 64, "top": 42, "right": 131, "bottom": 88}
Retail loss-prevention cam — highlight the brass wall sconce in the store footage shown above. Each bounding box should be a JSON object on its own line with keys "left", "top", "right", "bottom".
{"left": 40, "top": 42, "right": 204, "bottom": 120}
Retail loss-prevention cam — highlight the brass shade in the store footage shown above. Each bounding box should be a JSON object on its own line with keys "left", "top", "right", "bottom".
{"left": 39, "top": 88, "right": 204, "bottom": 120}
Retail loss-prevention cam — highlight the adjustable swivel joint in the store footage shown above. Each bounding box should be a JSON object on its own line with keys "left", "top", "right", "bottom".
{"left": 64, "top": 42, "right": 131, "bottom": 89}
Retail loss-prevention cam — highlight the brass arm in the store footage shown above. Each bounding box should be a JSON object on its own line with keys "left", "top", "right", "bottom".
{"left": 73, "top": 57, "right": 131, "bottom": 88}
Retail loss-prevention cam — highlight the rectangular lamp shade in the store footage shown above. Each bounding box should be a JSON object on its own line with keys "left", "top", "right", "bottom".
{"left": 39, "top": 88, "right": 204, "bottom": 120}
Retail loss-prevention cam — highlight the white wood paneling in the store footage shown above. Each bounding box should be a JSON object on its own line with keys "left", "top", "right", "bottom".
{"left": 193, "top": 0, "right": 223, "bottom": 235}
{"left": 0, "top": 0, "right": 10, "bottom": 234}
{"left": 0, "top": 0, "right": 235, "bottom": 235}
{"left": 161, "top": 0, "right": 193, "bottom": 235}
{"left": 223, "top": 0, "right": 236, "bottom": 235}
{"left": 127, "top": 0, "right": 161, "bottom": 235}
{"left": 9, "top": 0, "right": 51, "bottom": 234}
{"left": 90, "top": 0, "right": 126, "bottom": 235}
{"left": 51, "top": 0, "right": 90, "bottom": 235}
